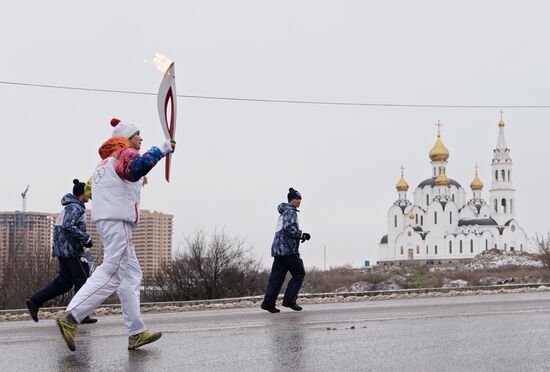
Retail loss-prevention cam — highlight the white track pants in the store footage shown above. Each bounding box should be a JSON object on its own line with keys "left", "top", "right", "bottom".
{"left": 66, "top": 220, "right": 145, "bottom": 336}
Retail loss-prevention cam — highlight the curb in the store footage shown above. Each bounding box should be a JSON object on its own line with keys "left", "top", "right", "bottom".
{"left": 2, "top": 282, "right": 549, "bottom": 317}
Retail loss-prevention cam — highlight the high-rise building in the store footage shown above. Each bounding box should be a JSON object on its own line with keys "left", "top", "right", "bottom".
{"left": 85, "top": 209, "right": 173, "bottom": 279}
{"left": 0, "top": 212, "right": 54, "bottom": 276}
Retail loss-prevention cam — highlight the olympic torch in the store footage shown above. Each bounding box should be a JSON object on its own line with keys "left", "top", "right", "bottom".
{"left": 155, "top": 53, "right": 177, "bottom": 182}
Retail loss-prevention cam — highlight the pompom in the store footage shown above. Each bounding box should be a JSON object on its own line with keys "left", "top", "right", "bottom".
{"left": 110, "top": 118, "right": 121, "bottom": 127}
{"left": 73, "top": 179, "right": 80, "bottom": 185}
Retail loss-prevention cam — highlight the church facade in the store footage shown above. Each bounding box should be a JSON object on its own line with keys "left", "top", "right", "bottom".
{"left": 378, "top": 116, "right": 531, "bottom": 265}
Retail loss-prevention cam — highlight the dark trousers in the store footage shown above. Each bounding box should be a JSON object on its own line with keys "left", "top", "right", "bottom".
{"left": 31, "top": 256, "right": 90, "bottom": 307}
{"left": 262, "top": 255, "right": 305, "bottom": 307}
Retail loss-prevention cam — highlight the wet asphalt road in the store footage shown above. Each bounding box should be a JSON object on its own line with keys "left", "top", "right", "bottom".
{"left": 2, "top": 292, "right": 550, "bottom": 371}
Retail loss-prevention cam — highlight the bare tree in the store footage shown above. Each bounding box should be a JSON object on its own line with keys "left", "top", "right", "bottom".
{"left": 144, "top": 229, "right": 265, "bottom": 301}
{"left": 535, "top": 234, "right": 550, "bottom": 269}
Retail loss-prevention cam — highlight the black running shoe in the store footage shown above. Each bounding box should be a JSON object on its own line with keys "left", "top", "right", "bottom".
{"left": 282, "top": 303, "right": 303, "bottom": 311}
{"left": 81, "top": 316, "right": 98, "bottom": 324}
{"left": 261, "top": 303, "right": 281, "bottom": 313}
{"left": 25, "top": 299, "right": 39, "bottom": 322}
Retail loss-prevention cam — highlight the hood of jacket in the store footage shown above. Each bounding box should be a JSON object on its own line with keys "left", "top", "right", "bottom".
{"left": 61, "top": 193, "right": 84, "bottom": 207}
{"left": 277, "top": 202, "right": 298, "bottom": 215}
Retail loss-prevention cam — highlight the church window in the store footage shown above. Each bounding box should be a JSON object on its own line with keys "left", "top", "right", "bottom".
{"left": 504, "top": 243, "right": 507, "bottom": 252}
{"left": 426, "top": 195, "right": 429, "bottom": 206}
{"left": 452, "top": 194, "right": 455, "bottom": 201}
{"left": 508, "top": 170, "right": 511, "bottom": 181}
{"left": 421, "top": 216, "right": 424, "bottom": 226}
{"left": 426, "top": 245, "right": 429, "bottom": 254}
{"left": 502, "top": 199, "right": 507, "bottom": 214}
{"left": 435, "top": 245, "right": 438, "bottom": 254}
{"left": 434, "top": 212, "right": 438, "bottom": 225}
{"left": 415, "top": 214, "right": 418, "bottom": 224}
{"left": 510, "top": 199, "right": 513, "bottom": 214}
{"left": 459, "top": 240, "right": 463, "bottom": 253}
{"left": 494, "top": 199, "right": 498, "bottom": 213}
{"left": 449, "top": 212, "right": 452, "bottom": 224}
{"left": 449, "top": 241, "right": 452, "bottom": 254}
{"left": 400, "top": 246, "right": 404, "bottom": 255}
{"left": 394, "top": 215, "right": 397, "bottom": 228}
{"left": 495, "top": 170, "right": 498, "bottom": 181}
{"left": 485, "top": 240, "right": 488, "bottom": 251}
{"left": 501, "top": 170, "right": 506, "bottom": 181}
{"left": 470, "top": 240, "right": 474, "bottom": 253}
{"left": 416, "top": 246, "right": 420, "bottom": 254}
{"left": 520, "top": 244, "right": 523, "bottom": 252}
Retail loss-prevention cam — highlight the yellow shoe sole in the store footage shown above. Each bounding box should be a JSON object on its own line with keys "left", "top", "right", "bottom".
{"left": 56, "top": 319, "right": 77, "bottom": 352}
{"left": 128, "top": 332, "right": 162, "bottom": 350}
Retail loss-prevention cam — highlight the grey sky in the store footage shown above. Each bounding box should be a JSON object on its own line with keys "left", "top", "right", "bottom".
{"left": 1, "top": 1, "right": 549, "bottom": 268}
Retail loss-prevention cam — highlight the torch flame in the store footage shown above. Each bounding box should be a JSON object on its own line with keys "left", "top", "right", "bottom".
{"left": 153, "top": 53, "right": 173, "bottom": 73}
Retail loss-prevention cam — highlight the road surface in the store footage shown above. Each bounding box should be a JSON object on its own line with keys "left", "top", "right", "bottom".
{"left": 1, "top": 291, "right": 550, "bottom": 371}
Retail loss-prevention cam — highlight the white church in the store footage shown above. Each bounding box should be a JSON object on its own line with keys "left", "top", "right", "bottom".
{"left": 378, "top": 116, "right": 531, "bottom": 265}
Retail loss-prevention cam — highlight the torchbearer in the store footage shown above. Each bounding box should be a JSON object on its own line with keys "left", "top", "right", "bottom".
{"left": 56, "top": 118, "right": 175, "bottom": 352}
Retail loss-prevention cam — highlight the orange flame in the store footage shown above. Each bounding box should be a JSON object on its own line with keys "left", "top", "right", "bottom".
{"left": 153, "top": 53, "right": 173, "bottom": 73}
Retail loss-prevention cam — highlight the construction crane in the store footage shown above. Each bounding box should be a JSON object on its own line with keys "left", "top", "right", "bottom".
{"left": 21, "top": 185, "right": 30, "bottom": 251}
{"left": 21, "top": 185, "right": 30, "bottom": 213}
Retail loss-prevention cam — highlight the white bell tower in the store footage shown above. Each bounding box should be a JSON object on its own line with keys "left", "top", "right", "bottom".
{"left": 489, "top": 112, "right": 515, "bottom": 225}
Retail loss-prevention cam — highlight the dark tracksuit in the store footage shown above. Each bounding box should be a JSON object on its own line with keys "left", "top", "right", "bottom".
{"left": 262, "top": 203, "right": 306, "bottom": 307}
{"left": 30, "top": 194, "right": 92, "bottom": 307}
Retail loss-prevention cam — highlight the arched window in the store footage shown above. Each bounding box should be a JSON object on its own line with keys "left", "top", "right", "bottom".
{"left": 452, "top": 194, "right": 455, "bottom": 201}
{"left": 400, "top": 246, "right": 404, "bottom": 255}
{"left": 426, "top": 194, "right": 429, "bottom": 206}
{"left": 502, "top": 199, "right": 507, "bottom": 214}
{"left": 416, "top": 214, "right": 418, "bottom": 225}
{"left": 434, "top": 212, "right": 438, "bottom": 225}
{"left": 449, "top": 212, "right": 452, "bottom": 225}
{"left": 459, "top": 240, "right": 463, "bottom": 253}
{"left": 435, "top": 245, "right": 438, "bottom": 255}
{"left": 520, "top": 244, "right": 523, "bottom": 252}
{"left": 449, "top": 241, "right": 453, "bottom": 254}
{"left": 510, "top": 199, "right": 513, "bottom": 214}
{"left": 495, "top": 170, "right": 498, "bottom": 181}
{"left": 470, "top": 240, "right": 474, "bottom": 253}
{"left": 501, "top": 170, "right": 506, "bottom": 181}
{"left": 421, "top": 216, "right": 424, "bottom": 226}
{"left": 494, "top": 199, "right": 498, "bottom": 213}
{"left": 426, "top": 245, "right": 429, "bottom": 254}
{"left": 416, "top": 246, "right": 420, "bottom": 254}
{"left": 485, "top": 240, "right": 488, "bottom": 251}
{"left": 508, "top": 170, "right": 511, "bottom": 181}
{"left": 504, "top": 243, "right": 507, "bottom": 252}
{"left": 394, "top": 215, "right": 397, "bottom": 228}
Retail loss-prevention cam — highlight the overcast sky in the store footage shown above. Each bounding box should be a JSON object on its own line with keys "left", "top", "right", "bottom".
{"left": 1, "top": 1, "right": 550, "bottom": 268}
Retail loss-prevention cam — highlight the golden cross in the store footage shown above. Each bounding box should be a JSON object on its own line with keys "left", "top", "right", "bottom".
{"left": 435, "top": 120, "right": 443, "bottom": 136}
{"left": 500, "top": 109, "right": 504, "bottom": 121}
{"left": 400, "top": 164, "right": 405, "bottom": 176}
{"left": 474, "top": 164, "right": 479, "bottom": 176}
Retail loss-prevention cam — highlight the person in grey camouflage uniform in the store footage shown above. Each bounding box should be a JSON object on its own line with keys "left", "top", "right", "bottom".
{"left": 26, "top": 179, "right": 97, "bottom": 324}
{"left": 261, "top": 188, "right": 311, "bottom": 313}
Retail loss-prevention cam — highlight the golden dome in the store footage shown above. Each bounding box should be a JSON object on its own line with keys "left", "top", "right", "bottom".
{"left": 498, "top": 110, "right": 506, "bottom": 127}
{"left": 396, "top": 167, "right": 409, "bottom": 192}
{"left": 470, "top": 166, "right": 484, "bottom": 190}
{"left": 429, "top": 121, "right": 449, "bottom": 162}
{"left": 435, "top": 168, "right": 449, "bottom": 186}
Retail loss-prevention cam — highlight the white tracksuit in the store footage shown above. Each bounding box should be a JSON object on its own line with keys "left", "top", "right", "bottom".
{"left": 67, "top": 156, "right": 145, "bottom": 335}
